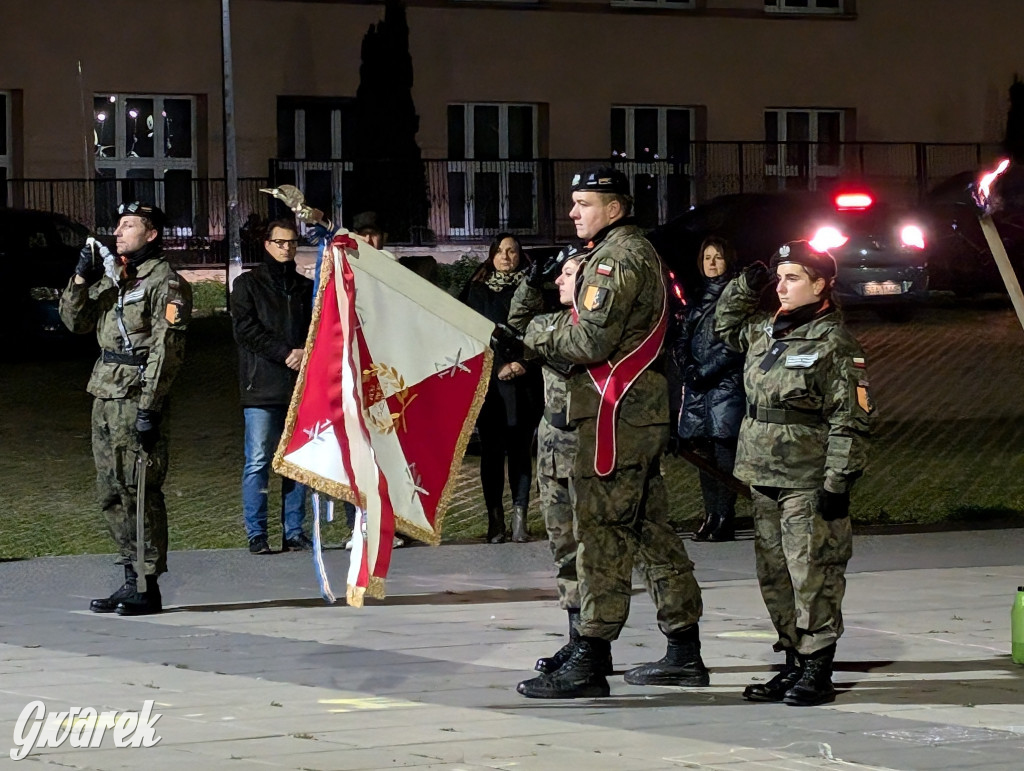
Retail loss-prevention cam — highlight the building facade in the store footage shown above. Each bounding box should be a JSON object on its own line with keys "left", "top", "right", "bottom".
{"left": 2, "top": 0, "right": 1020, "bottom": 243}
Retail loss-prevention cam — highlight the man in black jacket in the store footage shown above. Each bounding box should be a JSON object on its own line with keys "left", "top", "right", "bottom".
{"left": 231, "top": 220, "right": 314, "bottom": 554}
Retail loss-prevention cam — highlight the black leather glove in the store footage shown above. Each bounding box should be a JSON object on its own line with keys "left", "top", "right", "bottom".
{"left": 76, "top": 240, "right": 108, "bottom": 284}
{"left": 525, "top": 249, "right": 568, "bottom": 289}
{"left": 666, "top": 433, "right": 682, "bottom": 457}
{"left": 820, "top": 489, "right": 851, "bottom": 521}
{"left": 743, "top": 261, "right": 772, "bottom": 293}
{"left": 489, "top": 323, "right": 525, "bottom": 363}
{"left": 135, "top": 409, "right": 162, "bottom": 454}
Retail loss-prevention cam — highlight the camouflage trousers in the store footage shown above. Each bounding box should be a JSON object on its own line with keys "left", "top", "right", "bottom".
{"left": 573, "top": 420, "right": 703, "bottom": 641}
{"left": 750, "top": 486, "right": 852, "bottom": 656}
{"left": 92, "top": 397, "right": 170, "bottom": 576}
{"left": 536, "top": 417, "right": 579, "bottom": 609}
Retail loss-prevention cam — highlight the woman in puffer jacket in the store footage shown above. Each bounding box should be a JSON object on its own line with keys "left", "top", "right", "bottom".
{"left": 672, "top": 236, "right": 746, "bottom": 541}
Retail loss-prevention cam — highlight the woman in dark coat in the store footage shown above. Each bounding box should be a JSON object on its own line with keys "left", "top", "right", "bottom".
{"left": 672, "top": 236, "right": 746, "bottom": 541}
{"left": 460, "top": 233, "right": 542, "bottom": 543}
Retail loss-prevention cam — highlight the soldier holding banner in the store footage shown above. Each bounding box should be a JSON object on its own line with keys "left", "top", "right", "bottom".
{"left": 515, "top": 168, "right": 707, "bottom": 699}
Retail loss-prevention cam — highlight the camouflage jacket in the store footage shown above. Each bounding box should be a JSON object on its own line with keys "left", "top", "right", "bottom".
{"left": 523, "top": 223, "right": 669, "bottom": 448}
{"left": 508, "top": 281, "right": 570, "bottom": 415}
{"left": 59, "top": 256, "right": 192, "bottom": 410}
{"left": 714, "top": 272, "right": 872, "bottom": 493}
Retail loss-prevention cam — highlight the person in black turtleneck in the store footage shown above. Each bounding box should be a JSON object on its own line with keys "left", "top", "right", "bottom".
{"left": 672, "top": 236, "right": 746, "bottom": 542}
{"left": 231, "top": 220, "right": 314, "bottom": 555}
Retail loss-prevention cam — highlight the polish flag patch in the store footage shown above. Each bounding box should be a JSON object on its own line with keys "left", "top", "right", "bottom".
{"left": 596, "top": 263, "right": 614, "bottom": 276}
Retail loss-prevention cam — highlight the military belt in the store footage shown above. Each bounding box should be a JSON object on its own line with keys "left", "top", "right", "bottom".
{"left": 746, "top": 403, "right": 821, "bottom": 426}
{"left": 544, "top": 408, "right": 570, "bottom": 430}
{"left": 102, "top": 349, "right": 148, "bottom": 366}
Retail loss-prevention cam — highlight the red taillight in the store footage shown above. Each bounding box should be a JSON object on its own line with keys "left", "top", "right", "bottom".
{"left": 810, "top": 226, "right": 848, "bottom": 252}
{"left": 834, "top": 192, "right": 873, "bottom": 211}
{"left": 900, "top": 224, "right": 926, "bottom": 250}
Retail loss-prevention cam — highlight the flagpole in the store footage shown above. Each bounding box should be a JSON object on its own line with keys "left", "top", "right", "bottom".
{"left": 221, "top": 0, "right": 243, "bottom": 295}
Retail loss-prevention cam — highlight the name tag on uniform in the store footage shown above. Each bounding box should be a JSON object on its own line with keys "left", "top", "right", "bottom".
{"left": 784, "top": 353, "right": 819, "bottom": 368}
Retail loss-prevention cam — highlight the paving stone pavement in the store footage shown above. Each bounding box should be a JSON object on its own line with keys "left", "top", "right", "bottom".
{"left": 1, "top": 529, "right": 1022, "bottom": 770}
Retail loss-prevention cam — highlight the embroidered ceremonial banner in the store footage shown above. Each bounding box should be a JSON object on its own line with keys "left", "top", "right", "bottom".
{"left": 274, "top": 233, "right": 493, "bottom": 605}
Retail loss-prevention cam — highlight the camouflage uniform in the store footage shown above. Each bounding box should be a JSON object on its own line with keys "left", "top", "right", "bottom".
{"left": 59, "top": 256, "right": 192, "bottom": 576}
{"left": 714, "top": 271, "right": 871, "bottom": 655}
{"left": 509, "top": 285, "right": 579, "bottom": 609}
{"left": 524, "top": 224, "right": 703, "bottom": 641}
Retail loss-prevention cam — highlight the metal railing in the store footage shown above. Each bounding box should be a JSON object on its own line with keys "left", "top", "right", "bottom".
{"left": 4, "top": 142, "right": 1006, "bottom": 259}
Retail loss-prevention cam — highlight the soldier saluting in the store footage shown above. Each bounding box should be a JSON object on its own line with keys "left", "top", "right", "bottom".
{"left": 714, "top": 241, "right": 873, "bottom": 706}
{"left": 60, "top": 202, "right": 192, "bottom": 616}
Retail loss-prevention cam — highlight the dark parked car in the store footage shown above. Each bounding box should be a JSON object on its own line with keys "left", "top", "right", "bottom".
{"left": 648, "top": 187, "right": 930, "bottom": 320}
{"left": 922, "top": 166, "right": 1024, "bottom": 295}
{"left": 2, "top": 208, "right": 90, "bottom": 349}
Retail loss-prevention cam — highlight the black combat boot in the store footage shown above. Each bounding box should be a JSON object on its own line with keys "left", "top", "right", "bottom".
{"left": 115, "top": 575, "right": 163, "bottom": 616}
{"left": 535, "top": 609, "right": 614, "bottom": 675}
{"left": 517, "top": 637, "right": 612, "bottom": 698}
{"left": 743, "top": 648, "right": 801, "bottom": 702}
{"left": 623, "top": 624, "right": 710, "bottom": 687}
{"left": 511, "top": 505, "right": 530, "bottom": 543}
{"left": 486, "top": 506, "right": 506, "bottom": 544}
{"left": 89, "top": 565, "right": 138, "bottom": 613}
{"left": 783, "top": 644, "right": 836, "bottom": 706}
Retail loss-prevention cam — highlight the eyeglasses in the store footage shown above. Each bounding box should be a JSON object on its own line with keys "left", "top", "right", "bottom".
{"left": 269, "top": 238, "right": 300, "bottom": 247}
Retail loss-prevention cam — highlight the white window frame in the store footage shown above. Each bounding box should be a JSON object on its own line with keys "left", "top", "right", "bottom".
{"left": 291, "top": 106, "right": 345, "bottom": 160}
{"left": 764, "top": 108, "right": 844, "bottom": 188}
{"left": 93, "top": 94, "right": 197, "bottom": 177}
{"left": 611, "top": 0, "right": 694, "bottom": 8}
{"left": 447, "top": 102, "right": 540, "bottom": 236}
{"left": 765, "top": 0, "right": 844, "bottom": 15}
{"left": 0, "top": 91, "right": 11, "bottom": 202}
{"left": 93, "top": 93, "right": 198, "bottom": 229}
{"left": 611, "top": 105, "right": 696, "bottom": 224}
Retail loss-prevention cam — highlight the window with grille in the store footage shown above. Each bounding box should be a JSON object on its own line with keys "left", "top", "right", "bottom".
{"left": 611, "top": 105, "right": 696, "bottom": 227}
{"left": 764, "top": 108, "right": 845, "bottom": 189}
{"left": 765, "top": 0, "right": 843, "bottom": 14}
{"left": 446, "top": 103, "right": 541, "bottom": 235}
{"left": 92, "top": 94, "right": 197, "bottom": 229}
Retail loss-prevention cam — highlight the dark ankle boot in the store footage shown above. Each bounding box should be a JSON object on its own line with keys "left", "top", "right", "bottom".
{"left": 90, "top": 565, "right": 137, "bottom": 613}
{"left": 486, "top": 506, "right": 506, "bottom": 544}
{"left": 706, "top": 511, "right": 736, "bottom": 542}
{"left": 784, "top": 644, "right": 836, "bottom": 706}
{"left": 535, "top": 610, "right": 614, "bottom": 675}
{"left": 517, "top": 637, "right": 611, "bottom": 699}
{"left": 743, "top": 648, "right": 800, "bottom": 702}
{"left": 624, "top": 624, "right": 710, "bottom": 687}
{"left": 115, "top": 575, "right": 163, "bottom": 616}
{"left": 511, "top": 504, "right": 530, "bottom": 543}
{"left": 692, "top": 514, "right": 713, "bottom": 542}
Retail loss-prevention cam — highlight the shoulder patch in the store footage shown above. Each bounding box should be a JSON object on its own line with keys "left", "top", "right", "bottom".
{"left": 857, "top": 379, "right": 874, "bottom": 414}
{"left": 852, "top": 356, "right": 866, "bottom": 369}
{"left": 582, "top": 284, "right": 609, "bottom": 311}
{"left": 596, "top": 262, "right": 614, "bottom": 277}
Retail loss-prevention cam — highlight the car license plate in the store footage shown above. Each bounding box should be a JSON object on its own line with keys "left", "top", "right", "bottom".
{"left": 862, "top": 281, "right": 903, "bottom": 296}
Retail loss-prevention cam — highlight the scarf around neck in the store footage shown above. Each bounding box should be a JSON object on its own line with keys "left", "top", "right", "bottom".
{"left": 483, "top": 268, "right": 526, "bottom": 292}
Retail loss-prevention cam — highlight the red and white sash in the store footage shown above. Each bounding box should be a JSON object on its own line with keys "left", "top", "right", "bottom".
{"left": 573, "top": 269, "right": 667, "bottom": 477}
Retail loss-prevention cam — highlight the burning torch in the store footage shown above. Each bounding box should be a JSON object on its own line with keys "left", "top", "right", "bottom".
{"left": 972, "top": 159, "right": 1024, "bottom": 331}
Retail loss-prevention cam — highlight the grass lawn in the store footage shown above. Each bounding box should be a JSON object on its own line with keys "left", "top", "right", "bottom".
{"left": 1, "top": 302, "right": 1022, "bottom": 560}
